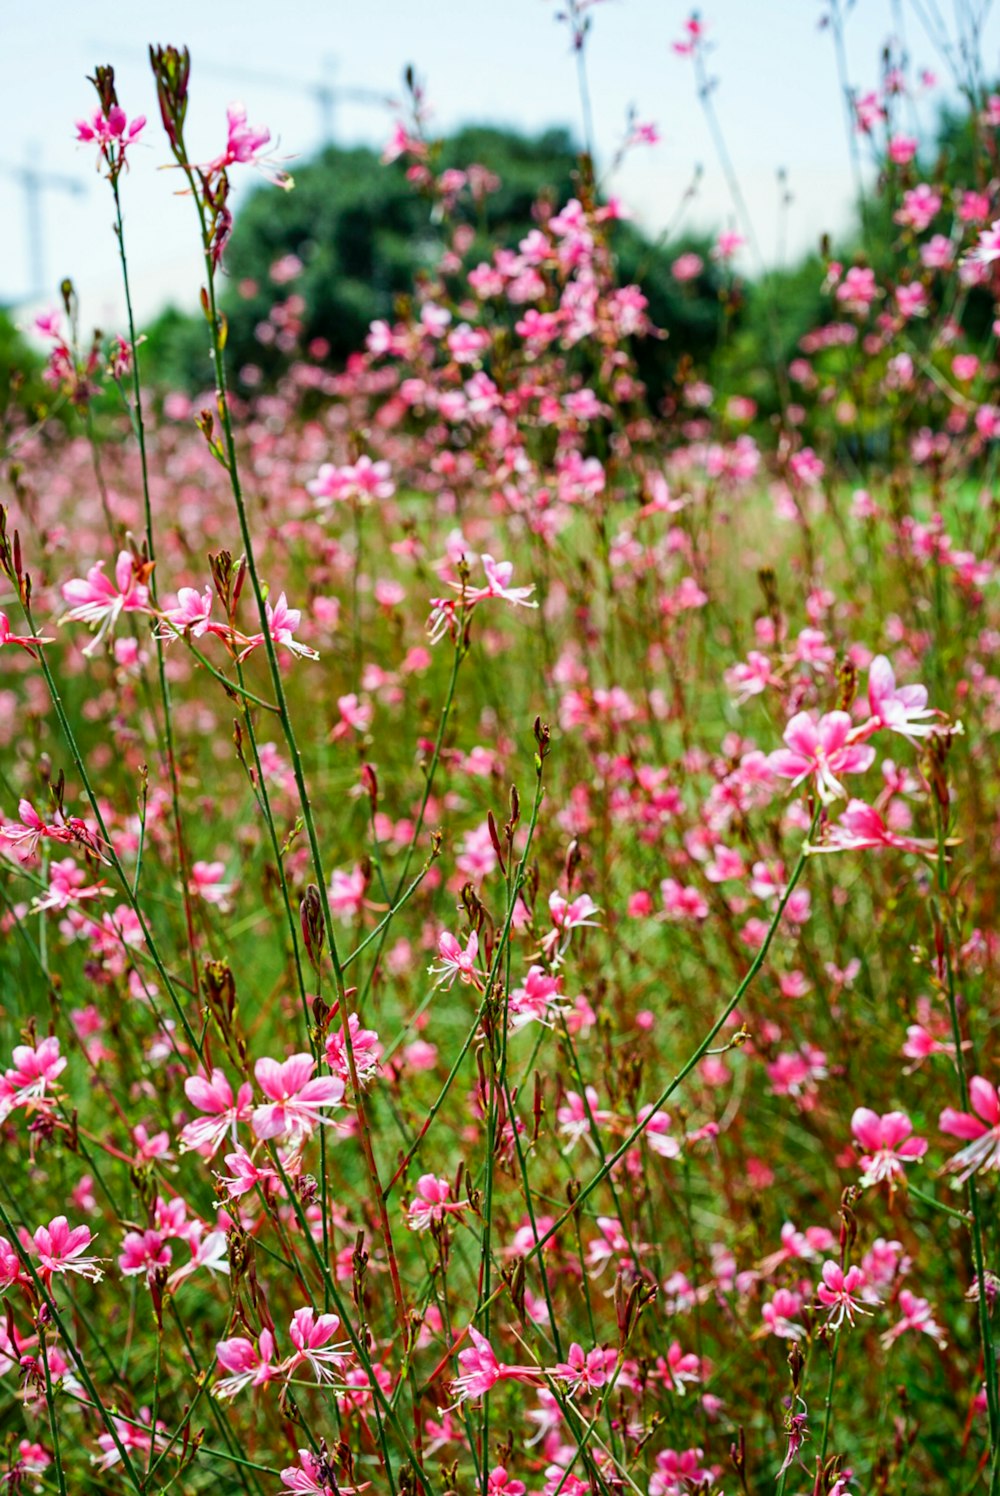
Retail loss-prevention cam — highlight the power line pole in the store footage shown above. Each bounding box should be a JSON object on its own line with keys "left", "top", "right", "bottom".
{"left": 0, "top": 156, "right": 85, "bottom": 302}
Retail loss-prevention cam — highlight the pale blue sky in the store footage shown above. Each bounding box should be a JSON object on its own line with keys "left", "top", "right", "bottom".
{"left": 3, "top": 0, "right": 998, "bottom": 326}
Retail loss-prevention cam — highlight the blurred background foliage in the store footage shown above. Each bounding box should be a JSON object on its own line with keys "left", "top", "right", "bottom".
{"left": 3, "top": 100, "right": 995, "bottom": 427}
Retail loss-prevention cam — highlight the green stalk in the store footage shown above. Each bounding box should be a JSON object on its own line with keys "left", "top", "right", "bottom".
{"left": 522, "top": 801, "right": 821, "bottom": 1263}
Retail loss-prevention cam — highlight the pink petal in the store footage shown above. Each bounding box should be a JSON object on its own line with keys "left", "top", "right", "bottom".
{"left": 940, "top": 1106, "right": 988, "bottom": 1140}
{"left": 970, "top": 1076, "right": 1000, "bottom": 1126}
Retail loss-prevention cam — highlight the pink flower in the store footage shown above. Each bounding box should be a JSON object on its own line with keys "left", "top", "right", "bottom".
{"left": 0, "top": 611, "right": 52, "bottom": 657}
{"left": 725, "top": 650, "right": 781, "bottom": 702}
{"left": 508, "top": 966, "right": 567, "bottom": 1030}
{"left": 327, "top": 692, "right": 373, "bottom": 745}
{"left": 557, "top": 1086, "right": 613, "bottom": 1150}
{"left": 712, "top": 230, "right": 745, "bottom": 262}
{"left": 309, "top": 456, "right": 394, "bottom": 507}
{"left": 118, "top": 1229, "right": 172, "bottom": 1281}
{"left": 61, "top": 552, "right": 151, "bottom": 656}
{"left": 405, "top": 1174, "right": 469, "bottom": 1232}
{"left": 661, "top": 877, "right": 708, "bottom": 921}
{"left": 768, "top": 711, "right": 875, "bottom": 803}
{"left": 324, "top": 1015, "right": 382, "bottom": 1090}
{"left": 203, "top": 103, "right": 292, "bottom": 188}
{"left": 31, "top": 858, "right": 107, "bottom": 913}
{"left": 237, "top": 593, "right": 318, "bottom": 663}
{"left": 0, "top": 800, "right": 48, "bottom": 861}
{"left": 650, "top": 1447, "right": 715, "bottom": 1496}
{"left": 940, "top": 1076, "right": 1000, "bottom": 1181}
{"left": 428, "top": 930, "right": 482, "bottom": 989}
{"left": 881, "top": 1289, "right": 947, "bottom": 1348}
{"left": 967, "top": 218, "right": 1000, "bottom": 266}
{"left": 93, "top": 1408, "right": 167, "bottom": 1472}
{"left": 29, "top": 1216, "right": 104, "bottom": 1285}
{"left": 836, "top": 265, "right": 878, "bottom": 314}
{"left": 179, "top": 1068, "right": 253, "bottom": 1158}
{"left": 75, "top": 105, "right": 146, "bottom": 174}
{"left": 447, "top": 323, "right": 491, "bottom": 362}
{"left": 762, "top": 1288, "right": 806, "bottom": 1341}
{"left": 657, "top": 1340, "right": 703, "bottom": 1394}
{"left": 216, "top": 1144, "right": 280, "bottom": 1198}
{"left": 287, "top": 1307, "right": 352, "bottom": 1382}
{"left": 896, "top": 283, "right": 929, "bottom": 319}
{"left": 467, "top": 555, "right": 537, "bottom": 609}
{"left": 672, "top": 16, "right": 705, "bottom": 56}
{"left": 214, "top": 1328, "right": 280, "bottom": 1399}
{"left": 816, "top": 1261, "right": 873, "bottom": 1329}
{"left": 551, "top": 1342, "right": 617, "bottom": 1397}
{"left": 0, "top": 1037, "right": 66, "bottom": 1120}
{"left": 811, "top": 800, "right": 938, "bottom": 856}
{"left": 329, "top": 865, "right": 367, "bottom": 920}
{"left": 548, "top": 891, "right": 601, "bottom": 935}
{"left": 188, "top": 860, "right": 235, "bottom": 907}
{"left": 76, "top": 105, "right": 145, "bottom": 149}
{"left": 487, "top": 1469, "right": 527, "bottom": 1496}
{"left": 850, "top": 1108, "right": 927, "bottom": 1186}
{"left": 449, "top": 1326, "right": 542, "bottom": 1405}
{"left": 636, "top": 1105, "right": 681, "bottom": 1159}
{"left": 158, "top": 586, "right": 214, "bottom": 640}
{"left": 864, "top": 655, "right": 938, "bottom": 740}
{"left": 628, "top": 120, "right": 660, "bottom": 148}
{"left": 895, "top": 184, "right": 941, "bottom": 231}
{"left": 0, "top": 1237, "right": 23, "bottom": 1290}
{"left": 887, "top": 134, "right": 918, "bottom": 164}
{"left": 166, "top": 1227, "right": 229, "bottom": 1290}
{"left": 251, "top": 1053, "right": 345, "bottom": 1144}
{"left": 671, "top": 252, "right": 703, "bottom": 281}
{"left": 280, "top": 1451, "right": 370, "bottom": 1494}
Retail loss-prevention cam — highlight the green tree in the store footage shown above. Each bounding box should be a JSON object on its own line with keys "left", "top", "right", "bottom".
{"left": 143, "top": 127, "right": 729, "bottom": 401}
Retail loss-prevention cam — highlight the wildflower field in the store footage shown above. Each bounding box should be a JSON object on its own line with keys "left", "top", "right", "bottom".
{"left": 5, "top": 10, "right": 1000, "bottom": 1494}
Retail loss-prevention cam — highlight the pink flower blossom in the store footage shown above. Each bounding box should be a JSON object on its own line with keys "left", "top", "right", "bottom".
{"left": 158, "top": 586, "right": 214, "bottom": 640}
{"left": 61, "top": 552, "right": 151, "bottom": 656}
{"left": 671, "top": 252, "right": 704, "bottom": 281}
{"left": 309, "top": 456, "right": 395, "bottom": 507}
{"left": 816, "top": 1261, "right": 874, "bottom": 1329}
{"left": 967, "top": 219, "right": 1000, "bottom": 266}
{"left": 251, "top": 1053, "right": 345, "bottom": 1144}
{"left": 324, "top": 1015, "right": 382, "bottom": 1090}
{"left": 75, "top": 105, "right": 146, "bottom": 174}
{"left": 811, "top": 800, "right": 938, "bottom": 856}
{"left": 650, "top": 1446, "right": 715, "bottom": 1496}
{"left": 118, "top": 1229, "right": 172, "bottom": 1281}
{"left": 768, "top": 711, "right": 875, "bottom": 802}
{"left": 287, "top": 1307, "right": 353, "bottom": 1381}
{"left": 0, "top": 611, "right": 52, "bottom": 657}
{"left": 237, "top": 593, "right": 318, "bottom": 662}
{"left": 449, "top": 1326, "right": 542, "bottom": 1405}
{"left": 203, "top": 103, "right": 293, "bottom": 188}
{"left": 851, "top": 1108, "right": 928, "bottom": 1186}
{"left": 428, "top": 929, "right": 482, "bottom": 989}
{"left": 881, "top": 1289, "right": 947, "bottom": 1348}
{"left": 941, "top": 1076, "right": 1000, "bottom": 1181}
{"left": 405, "top": 1174, "right": 469, "bottom": 1232}
{"left": 762, "top": 1288, "right": 806, "bottom": 1340}
{"left": 551, "top": 1342, "right": 617, "bottom": 1397}
{"left": 29, "top": 1217, "right": 104, "bottom": 1285}
{"left": 863, "top": 655, "right": 939, "bottom": 740}
{"left": 179, "top": 1068, "right": 254, "bottom": 1158}
{"left": 214, "top": 1328, "right": 280, "bottom": 1399}
{"left": 0, "top": 1037, "right": 66, "bottom": 1121}
{"left": 217, "top": 1144, "right": 280, "bottom": 1198}
{"left": 93, "top": 1408, "right": 167, "bottom": 1472}
{"left": 466, "top": 555, "right": 537, "bottom": 609}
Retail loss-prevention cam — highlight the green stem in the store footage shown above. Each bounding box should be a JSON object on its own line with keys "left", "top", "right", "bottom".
{"left": 523, "top": 800, "right": 821, "bottom": 1264}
